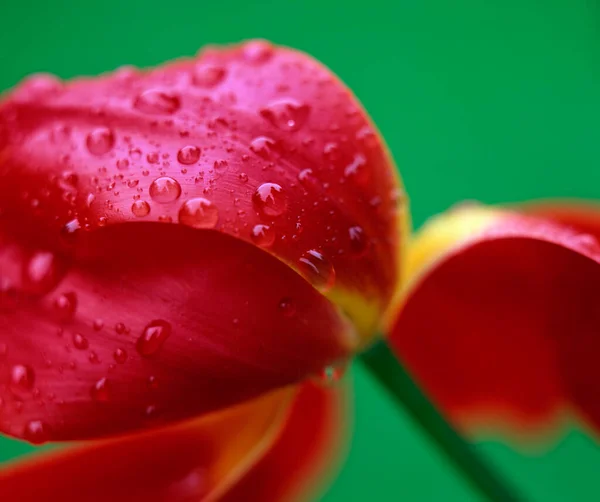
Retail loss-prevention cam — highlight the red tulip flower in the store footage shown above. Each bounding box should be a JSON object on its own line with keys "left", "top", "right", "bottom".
{"left": 0, "top": 40, "right": 403, "bottom": 500}
{"left": 1, "top": 40, "right": 598, "bottom": 501}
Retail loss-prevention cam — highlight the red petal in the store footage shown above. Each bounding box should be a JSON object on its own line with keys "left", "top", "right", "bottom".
{"left": 0, "top": 223, "right": 353, "bottom": 441}
{"left": 0, "top": 388, "right": 293, "bottom": 501}
{"left": 221, "top": 381, "right": 349, "bottom": 501}
{"left": 388, "top": 205, "right": 600, "bottom": 437}
{"left": 0, "top": 40, "right": 404, "bottom": 339}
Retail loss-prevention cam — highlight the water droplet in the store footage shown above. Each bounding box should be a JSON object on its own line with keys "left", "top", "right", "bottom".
{"left": 24, "top": 420, "right": 51, "bottom": 444}
{"left": 213, "top": 159, "right": 228, "bottom": 171}
{"left": 61, "top": 218, "right": 81, "bottom": 242}
{"left": 260, "top": 99, "right": 310, "bottom": 132}
{"left": 17, "top": 74, "right": 62, "bottom": 99}
{"left": 86, "top": 193, "right": 96, "bottom": 207}
{"left": 323, "top": 142, "right": 340, "bottom": 162}
{"left": 93, "top": 319, "right": 104, "bottom": 331}
{"left": 129, "top": 148, "right": 142, "bottom": 161}
{"left": 10, "top": 364, "right": 35, "bottom": 390}
{"left": 317, "top": 363, "right": 347, "bottom": 385}
{"left": 113, "top": 348, "right": 127, "bottom": 364}
{"left": 298, "top": 168, "right": 316, "bottom": 187}
{"left": 127, "top": 179, "right": 140, "bottom": 189}
{"left": 192, "top": 64, "right": 226, "bottom": 87}
{"left": 348, "top": 225, "right": 368, "bottom": 256}
{"left": 114, "top": 322, "right": 127, "bottom": 334}
{"left": 88, "top": 351, "right": 100, "bottom": 364}
{"left": 61, "top": 171, "right": 79, "bottom": 187}
{"left": 147, "top": 152, "right": 160, "bottom": 164}
{"left": 278, "top": 297, "right": 296, "bottom": 317}
{"left": 249, "top": 136, "right": 277, "bottom": 159}
{"left": 238, "top": 172, "right": 249, "bottom": 183}
{"left": 250, "top": 224, "right": 275, "bottom": 247}
{"left": 356, "top": 126, "right": 378, "bottom": 148}
{"left": 131, "top": 200, "right": 151, "bottom": 217}
{"left": 298, "top": 250, "right": 335, "bottom": 292}
{"left": 134, "top": 89, "right": 181, "bottom": 115}
{"left": 53, "top": 292, "right": 77, "bottom": 321}
{"left": 145, "top": 404, "right": 160, "bottom": 419}
{"left": 86, "top": 127, "right": 115, "bottom": 156}
{"left": 137, "top": 320, "right": 172, "bottom": 357}
{"left": 147, "top": 375, "right": 158, "bottom": 390}
{"left": 344, "top": 153, "right": 368, "bottom": 184}
{"left": 91, "top": 377, "right": 110, "bottom": 402}
{"left": 178, "top": 198, "right": 219, "bottom": 229}
{"left": 252, "top": 183, "right": 287, "bottom": 217}
{"left": 72, "top": 333, "right": 89, "bottom": 350}
{"left": 243, "top": 40, "right": 274, "bottom": 64}
{"left": 23, "top": 251, "right": 62, "bottom": 294}
{"left": 116, "top": 158, "right": 130, "bottom": 170}
{"left": 177, "top": 145, "right": 201, "bottom": 165}
{"left": 149, "top": 177, "right": 182, "bottom": 203}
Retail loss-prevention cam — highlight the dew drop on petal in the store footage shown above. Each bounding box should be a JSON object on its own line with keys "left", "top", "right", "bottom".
{"left": 134, "top": 89, "right": 181, "bottom": 115}
{"left": 24, "top": 420, "right": 52, "bottom": 444}
{"left": 131, "top": 200, "right": 151, "bottom": 217}
{"left": 116, "top": 158, "right": 130, "bottom": 170}
{"left": 93, "top": 319, "right": 104, "bottom": 331}
{"left": 249, "top": 136, "right": 277, "bottom": 159}
{"left": 61, "top": 218, "right": 81, "bottom": 242}
{"left": 147, "top": 152, "right": 160, "bottom": 164}
{"left": 114, "top": 322, "right": 127, "bottom": 334}
{"left": 177, "top": 145, "right": 201, "bottom": 165}
{"left": 91, "top": 377, "right": 110, "bottom": 402}
{"left": 178, "top": 198, "right": 219, "bottom": 229}
{"left": 127, "top": 148, "right": 142, "bottom": 161}
{"left": 86, "top": 127, "right": 115, "bottom": 156}
{"left": 259, "top": 99, "right": 310, "bottom": 132}
{"left": 250, "top": 224, "right": 275, "bottom": 247}
{"left": 238, "top": 172, "right": 249, "bottom": 183}
{"left": 23, "top": 251, "right": 62, "bottom": 294}
{"left": 137, "top": 320, "right": 172, "bottom": 357}
{"left": 242, "top": 40, "right": 274, "bottom": 64}
{"left": 72, "top": 332, "right": 89, "bottom": 350}
{"left": 10, "top": 364, "right": 35, "bottom": 390}
{"left": 149, "top": 177, "right": 182, "bottom": 203}
{"left": 348, "top": 225, "right": 368, "bottom": 256}
{"left": 147, "top": 375, "right": 159, "bottom": 390}
{"left": 113, "top": 348, "right": 128, "bottom": 364}
{"left": 298, "top": 250, "right": 335, "bottom": 292}
{"left": 53, "top": 292, "right": 77, "bottom": 321}
{"left": 252, "top": 183, "right": 287, "bottom": 217}
{"left": 278, "top": 297, "right": 296, "bottom": 317}
{"left": 192, "top": 64, "right": 226, "bottom": 87}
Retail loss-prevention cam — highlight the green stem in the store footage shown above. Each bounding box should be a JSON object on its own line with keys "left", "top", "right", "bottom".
{"left": 358, "top": 340, "right": 522, "bottom": 502}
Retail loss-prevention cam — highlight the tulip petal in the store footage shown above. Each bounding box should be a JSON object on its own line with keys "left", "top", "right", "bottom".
{"left": 0, "top": 388, "right": 293, "bottom": 501}
{"left": 221, "top": 381, "right": 349, "bottom": 502}
{"left": 388, "top": 203, "right": 600, "bottom": 439}
{"left": 0, "top": 40, "right": 405, "bottom": 342}
{"left": 0, "top": 222, "right": 354, "bottom": 441}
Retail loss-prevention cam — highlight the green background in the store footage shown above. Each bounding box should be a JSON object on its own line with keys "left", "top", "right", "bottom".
{"left": 1, "top": 0, "right": 599, "bottom": 499}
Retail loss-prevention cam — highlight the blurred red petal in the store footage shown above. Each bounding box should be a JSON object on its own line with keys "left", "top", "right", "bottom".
{"left": 0, "top": 40, "right": 405, "bottom": 340}
{"left": 0, "top": 388, "right": 293, "bottom": 501}
{"left": 0, "top": 223, "right": 354, "bottom": 441}
{"left": 388, "top": 204, "right": 600, "bottom": 438}
{"left": 222, "top": 381, "right": 349, "bottom": 501}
